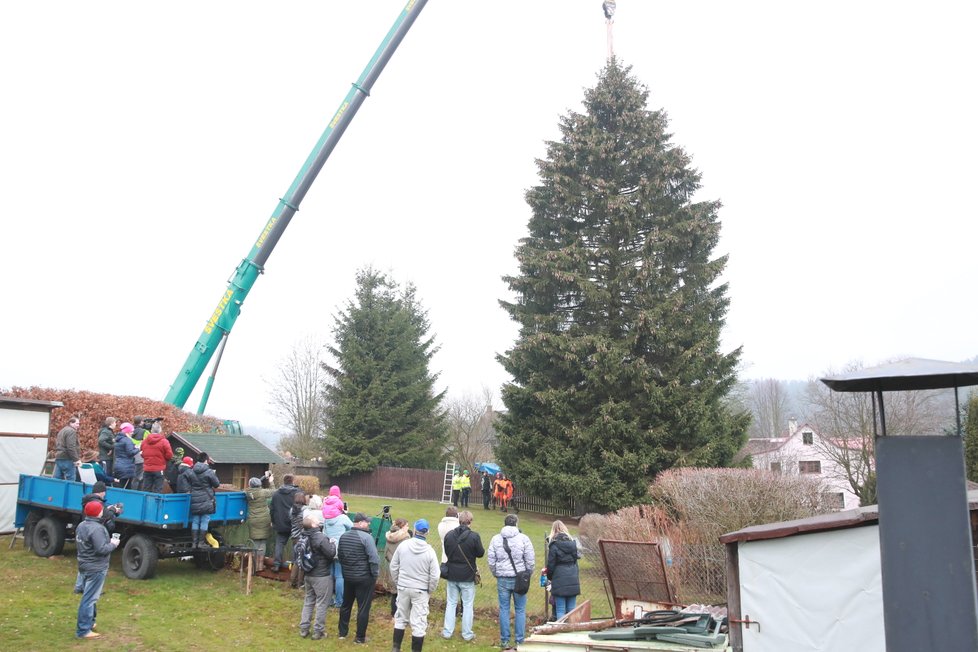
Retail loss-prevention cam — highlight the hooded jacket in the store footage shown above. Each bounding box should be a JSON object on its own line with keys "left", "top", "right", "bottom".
{"left": 437, "top": 515, "right": 460, "bottom": 563}
{"left": 546, "top": 533, "right": 581, "bottom": 597}
{"left": 76, "top": 516, "right": 115, "bottom": 573}
{"left": 488, "top": 525, "right": 535, "bottom": 578}
{"left": 140, "top": 433, "right": 173, "bottom": 473}
{"left": 390, "top": 535, "right": 440, "bottom": 593}
{"left": 444, "top": 524, "right": 485, "bottom": 583}
{"left": 300, "top": 527, "right": 336, "bottom": 577}
{"left": 112, "top": 433, "right": 138, "bottom": 479}
{"left": 175, "top": 463, "right": 194, "bottom": 493}
{"left": 385, "top": 524, "right": 412, "bottom": 563}
{"left": 97, "top": 426, "right": 114, "bottom": 460}
{"left": 322, "top": 496, "right": 353, "bottom": 541}
{"left": 246, "top": 487, "right": 274, "bottom": 540}
{"left": 189, "top": 462, "right": 220, "bottom": 515}
{"left": 270, "top": 484, "right": 299, "bottom": 534}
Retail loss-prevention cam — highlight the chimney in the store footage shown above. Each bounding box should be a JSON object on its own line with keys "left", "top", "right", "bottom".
{"left": 788, "top": 417, "right": 798, "bottom": 435}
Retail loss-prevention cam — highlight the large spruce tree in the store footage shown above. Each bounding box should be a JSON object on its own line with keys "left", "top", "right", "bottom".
{"left": 497, "top": 60, "right": 749, "bottom": 511}
{"left": 323, "top": 267, "right": 447, "bottom": 474}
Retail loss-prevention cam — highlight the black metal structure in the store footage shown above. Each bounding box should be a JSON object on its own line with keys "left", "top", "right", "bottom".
{"left": 821, "top": 358, "right": 978, "bottom": 652}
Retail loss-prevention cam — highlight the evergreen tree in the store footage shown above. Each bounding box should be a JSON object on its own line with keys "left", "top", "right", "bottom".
{"left": 497, "top": 60, "right": 749, "bottom": 512}
{"left": 965, "top": 393, "right": 978, "bottom": 483}
{"left": 323, "top": 267, "right": 447, "bottom": 474}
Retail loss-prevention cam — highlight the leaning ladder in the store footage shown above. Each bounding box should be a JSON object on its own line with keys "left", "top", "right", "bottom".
{"left": 441, "top": 461, "right": 456, "bottom": 503}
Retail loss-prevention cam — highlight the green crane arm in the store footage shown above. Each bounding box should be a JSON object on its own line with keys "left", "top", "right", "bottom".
{"left": 164, "top": 0, "right": 430, "bottom": 411}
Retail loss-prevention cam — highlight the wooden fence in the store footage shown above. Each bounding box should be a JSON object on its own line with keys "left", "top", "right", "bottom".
{"left": 285, "top": 463, "right": 583, "bottom": 517}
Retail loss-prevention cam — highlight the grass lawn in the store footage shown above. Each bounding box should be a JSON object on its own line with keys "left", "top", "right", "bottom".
{"left": 0, "top": 494, "right": 584, "bottom": 650}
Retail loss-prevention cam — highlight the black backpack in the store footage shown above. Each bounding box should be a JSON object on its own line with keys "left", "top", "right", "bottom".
{"left": 294, "top": 533, "right": 316, "bottom": 572}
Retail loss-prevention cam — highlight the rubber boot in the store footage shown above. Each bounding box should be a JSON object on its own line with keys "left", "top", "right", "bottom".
{"left": 391, "top": 627, "right": 405, "bottom": 652}
{"left": 190, "top": 530, "right": 198, "bottom": 550}
{"left": 410, "top": 635, "right": 424, "bottom": 652}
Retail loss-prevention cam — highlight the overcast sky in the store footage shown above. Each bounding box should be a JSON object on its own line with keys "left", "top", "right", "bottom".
{"left": 2, "top": 1, "right": 976, "bottom": 434}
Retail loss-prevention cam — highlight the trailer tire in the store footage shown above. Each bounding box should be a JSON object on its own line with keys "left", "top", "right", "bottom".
{"left": 122, "top": 534, "right": 159, "bottom": 580}
{"left": 33, "top": 516, "right": 66, "bottom": 557}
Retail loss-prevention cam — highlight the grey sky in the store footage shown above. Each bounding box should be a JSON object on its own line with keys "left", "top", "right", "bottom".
{"left": 1, "top": 1, "right": 975, "bottom": 431}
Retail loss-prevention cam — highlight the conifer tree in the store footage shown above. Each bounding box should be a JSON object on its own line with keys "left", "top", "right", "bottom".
{"left": 323, "top": 267, "right": 446, "bottom": 474}
{"left": 964, "top": 393, "right": 978, "bottom": 483}
{"left": 497, "top": 60, "right": 749, "bottom": 511}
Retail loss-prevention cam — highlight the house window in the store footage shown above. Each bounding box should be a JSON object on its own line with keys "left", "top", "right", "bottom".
{"left": 802, "top": 431, "right": 814, "bottom": 445}
{"left": 823, "top": 492, "right": 845, "bottom": 510}
{"left": 799, "top": 460, "right": 822, "bottom": 474}
{"left": 232, "top": 465, "right": 248, "bottom": 489}
{"left": 769, "top": 462, "right": 782, "bottom": 473}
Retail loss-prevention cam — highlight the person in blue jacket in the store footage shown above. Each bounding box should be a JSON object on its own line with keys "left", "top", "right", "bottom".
{"left": 112, "top": 424, "right": 138, "bottom": 490}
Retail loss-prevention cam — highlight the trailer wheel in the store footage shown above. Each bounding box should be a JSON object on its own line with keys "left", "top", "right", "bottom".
{"left": 122, "top": 534, "right": 159, "bottom": 580}
{"left": 33, "top": 516, "right": 66, "bottom": 557}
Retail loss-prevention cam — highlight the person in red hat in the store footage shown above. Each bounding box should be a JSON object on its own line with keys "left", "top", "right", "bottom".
{"left": 175, "top": 456, "right": 196, "bottom": 494}
{"left": 75, "top": 501, "right": 119, "bottom": 639}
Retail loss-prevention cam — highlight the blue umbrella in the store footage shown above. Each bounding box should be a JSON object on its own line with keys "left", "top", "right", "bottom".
{"left": 476, "top": 461, "right": 501, "bottom": 476}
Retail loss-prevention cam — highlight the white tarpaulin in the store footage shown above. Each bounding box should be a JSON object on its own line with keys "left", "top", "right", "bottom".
{"left": 0, "top": 406, "right": 54, "bottom": 533}
{"left": 739, "top": 525, "right": 885, "bottom": 652}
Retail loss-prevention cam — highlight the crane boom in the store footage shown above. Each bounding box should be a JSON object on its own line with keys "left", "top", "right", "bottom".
{"left": 165, "top": 0, "right": 429, "bottom": 410}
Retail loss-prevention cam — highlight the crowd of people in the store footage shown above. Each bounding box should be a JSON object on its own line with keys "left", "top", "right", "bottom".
{"left": 57, "top": 425, "right": 583, "bottom": 648}
{"left": 240, "top": 472, "right": 581, "bottom": 651}
{"left": 53, "top": 415, "right": 198, "bottom": 494}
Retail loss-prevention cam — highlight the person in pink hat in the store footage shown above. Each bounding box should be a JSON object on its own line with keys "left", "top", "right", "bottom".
{"left": 112, "top": 423, "right": 138, "bottom": 489}
{"left": 322, "top": 492, "right": 352, "bottom": 607}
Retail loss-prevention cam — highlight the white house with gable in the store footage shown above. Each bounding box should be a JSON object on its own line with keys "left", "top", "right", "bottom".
{"left": 739, "top": 419, "right": 861, "bottom": 510}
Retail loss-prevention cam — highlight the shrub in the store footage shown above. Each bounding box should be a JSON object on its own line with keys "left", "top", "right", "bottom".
{"left": 293, "top": 475, "right": 321, "bottom": 496}
{"left": 578, "top": 467, "right": 828, "bottom": 603}
{"left": 650, "top": 467, "right": 826, "bottom": 544}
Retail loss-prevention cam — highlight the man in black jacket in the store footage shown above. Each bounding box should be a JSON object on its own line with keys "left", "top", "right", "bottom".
{"left": 337, "top": 512, "right": 380, "bottom": 644}
{"left": 441, "top": 510, "right": 485, "bottom": 642}
{"left": 481, "top": 471, "right": 493, "bottom": 510}
{"left": 269, "top": 474, "right": 299, "bottom": 572}
{"left": 298, "top": 513, "right": 336, "bottom": 640}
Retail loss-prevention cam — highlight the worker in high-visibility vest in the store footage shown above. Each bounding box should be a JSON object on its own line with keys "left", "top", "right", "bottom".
{"left": 460, "top": 469, "right": 472, "bottom": 507}
{"left": 451, "top": 469, "right": 463, "bottom": 507}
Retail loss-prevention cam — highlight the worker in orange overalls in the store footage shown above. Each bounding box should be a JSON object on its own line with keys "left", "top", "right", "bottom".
{"left": 496, "top": 474, "right": 514, "bottom": 512}
{"left": 492, "top": 473, "right": 505, "bottom": 510}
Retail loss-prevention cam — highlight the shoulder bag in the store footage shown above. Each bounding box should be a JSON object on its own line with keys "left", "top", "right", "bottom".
{"left": 455, "top": 530, "right": 481, "bottom": 586}
{"left": 502, "top": 536, "right": 531, "bottom": 595}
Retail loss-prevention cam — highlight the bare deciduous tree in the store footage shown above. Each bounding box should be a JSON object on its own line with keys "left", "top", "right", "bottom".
{"left": 443, "top": 387, "right": 497, "bottom": 471}
{"left": 805, "top": 360, "right": 952, "bottom": 505}
{"left": 746, "top": 378, "right": 791, "bottom": 439}
{"left": 266, "top": 335, "right": 328, "bottom": 461}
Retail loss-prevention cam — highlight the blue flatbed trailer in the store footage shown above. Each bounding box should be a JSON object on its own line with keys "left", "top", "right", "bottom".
{"left": 15, "top": 474, "right": 248, "bottom": 579}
